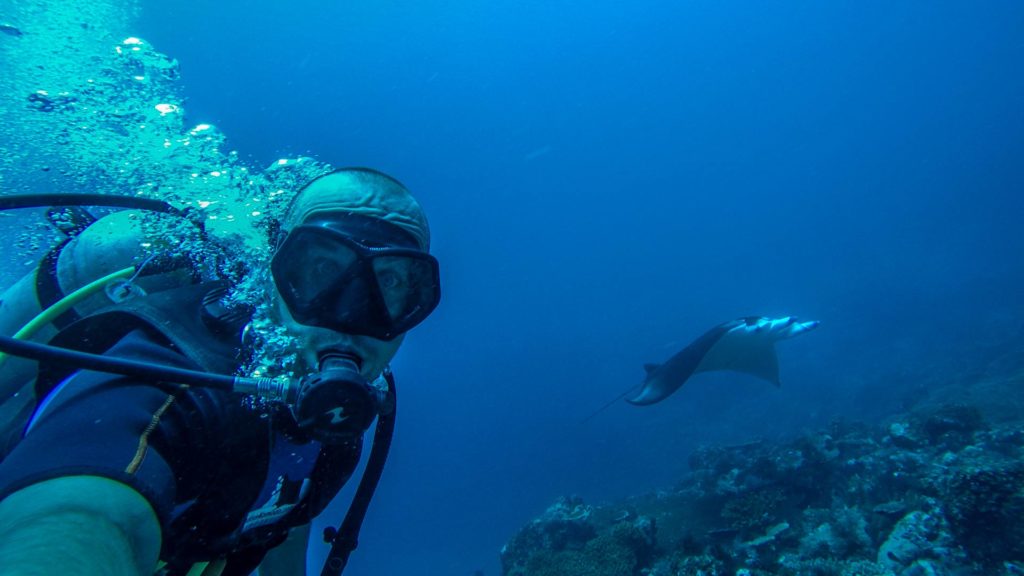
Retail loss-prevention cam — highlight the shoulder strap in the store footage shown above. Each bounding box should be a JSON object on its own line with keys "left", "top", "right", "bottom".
{"left": 35, "top": 238, "right": 80, "bottom": 330}
{"left": 32, "top": 206, "right": 100, "bottom": 330}
{"left": 36, "top": 282, "right": 247, "bottom": 396}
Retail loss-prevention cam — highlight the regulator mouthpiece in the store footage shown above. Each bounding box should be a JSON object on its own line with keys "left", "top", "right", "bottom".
{"left": 292, "top": 351, "right": 379, "bottom": 443}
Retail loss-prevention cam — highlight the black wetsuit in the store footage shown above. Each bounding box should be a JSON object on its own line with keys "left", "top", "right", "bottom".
{"left": 0, "top": 285, "right": 362, "bottom": 575}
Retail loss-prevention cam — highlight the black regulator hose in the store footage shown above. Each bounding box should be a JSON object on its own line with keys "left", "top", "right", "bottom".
{"left": 0, "top": 193, "right": 184, "bottom": 215}
{"left": 0, "top": 335, "right": 294, "bottom": 402}
{"left": 0, "top": 193, "right": 208, "bottom": 239}
{"left": 321, "top": 368, "right": 397, "bottom": 576}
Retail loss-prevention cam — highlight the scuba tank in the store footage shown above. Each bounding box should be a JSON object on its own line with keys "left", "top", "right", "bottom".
{"left": 0, "top": 206, "right": 198, "bottom": 397}
{"left": 0, "top": 195, "right": 200, "bottom": 456}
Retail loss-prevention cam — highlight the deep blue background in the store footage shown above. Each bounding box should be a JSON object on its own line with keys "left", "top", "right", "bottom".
{"left": 138, "top": 2, "right": 1024, "bottom": 574}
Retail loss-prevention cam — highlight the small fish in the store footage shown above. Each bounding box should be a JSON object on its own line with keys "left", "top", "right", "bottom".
{"left": 0, "top": 23, "right": 23, "bottom": 37}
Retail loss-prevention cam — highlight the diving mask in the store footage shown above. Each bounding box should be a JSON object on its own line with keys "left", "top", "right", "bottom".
{"left": 271, "top": 213, "right": 440, "bottom": 340}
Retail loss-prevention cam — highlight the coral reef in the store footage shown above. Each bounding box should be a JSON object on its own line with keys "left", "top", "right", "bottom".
{"left": 501, "top": 402, "right": 1024, "bottom": 576}
{"left": 945, "top": 463, "right": 1024, "bottom": 566}
{"left": 501, "top": 496, "right": 655, "bottom": 576}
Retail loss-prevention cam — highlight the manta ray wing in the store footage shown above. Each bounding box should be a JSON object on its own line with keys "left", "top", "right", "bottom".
{"left": 625, "top": 321, "right": 736, "bottom": 405}
{"left": 694, "top": 332, "right": 781, "bottom": 385}
{"left": 694, "top": 316, "right": 820, "bottom": 385}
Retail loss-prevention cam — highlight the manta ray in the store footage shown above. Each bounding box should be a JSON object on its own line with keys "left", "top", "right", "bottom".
{"left": 585, "top": 316, "right": 819, "bottom": 420}
{"left": 626, "top": 316, "right": 820, "bottom": 405}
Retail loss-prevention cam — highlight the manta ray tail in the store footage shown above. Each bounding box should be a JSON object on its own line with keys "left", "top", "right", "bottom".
{"left": 581, "top": 383, "right": 642, "bottom": 424}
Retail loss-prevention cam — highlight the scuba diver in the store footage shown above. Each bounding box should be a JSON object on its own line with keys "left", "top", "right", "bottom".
{"left": 0, "top": 167, "right": 441, "bottom": 576}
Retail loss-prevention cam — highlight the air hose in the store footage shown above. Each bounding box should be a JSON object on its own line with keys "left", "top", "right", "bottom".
{"left": 0, "top": 334, "right": 294, "bottom": 402}
{"left": 0, "top": 266, "right": 136, "bottom": 366}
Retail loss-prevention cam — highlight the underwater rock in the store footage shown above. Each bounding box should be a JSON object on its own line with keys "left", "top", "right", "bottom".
{"left": 500, "top": 495, "right": 660, "bottom": 576}
{"left": 631, "top": 515, "right": 657, "bottom": 552}
{"left": 886, "top": 421, "right": 920, "bottom": 449}
{"left": 799, "top": 506, "right": 871, "bottom": 559}
{"left": 901, "top": 559, "right": 942, "bottom": 576}
{"left": 806, "top": 432, "right": 841, "bottom": 461}
{"left": 872, "top": 500, "right": 909, "bottom": 519}
{"left": 885, "top": 404, "right": 984, "bottom": 453}
{"left": 1005, "top": 561, "right": 1024, "bottom": 575}
{"left": 778, "top": 557, "right": 895, "bottom": 576}
{"left": 646, "top": 553, "right": 725, "bottom": 576}
{"left": 500, "top": 496, "right": 597, "bottom": 576}
{"left": 944, "top": 463, "right": 1024, "bottom": 565}
{"left": 502, "top": 404, "right": 1024, "bottom": 576}
{"left": 920, "top": 404, "right": 984, "bottom": 449}
{"left": 503, "top": 514, "right": 656, "bottom": 576}
{"left": 799, "top": 520, "right": 840, "bottom": 558}
{"left": 720, "top": 487, "right": 787, "bottom": 535}
{"left": 743, "top": 521, "right": 789, "bottom": 548}
{"left": 876, "top": 509, "right": 962, "bottom": 573}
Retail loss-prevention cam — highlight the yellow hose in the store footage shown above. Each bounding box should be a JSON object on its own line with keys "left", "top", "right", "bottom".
{"left": 0, "top": 266, "right": 136, "bottom": 366}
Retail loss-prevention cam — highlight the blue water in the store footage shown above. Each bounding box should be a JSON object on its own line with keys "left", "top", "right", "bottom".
{"left": 129, "top": 2, "right": 1024, "bottom": 574}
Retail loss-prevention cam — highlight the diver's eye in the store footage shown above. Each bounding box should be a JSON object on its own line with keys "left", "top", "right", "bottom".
{"left": 378, "top": 270, "right": 403, "bottom": 291}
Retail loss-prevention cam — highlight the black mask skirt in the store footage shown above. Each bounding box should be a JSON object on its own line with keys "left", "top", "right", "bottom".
{"left": 271, "top": 213, "right": 440, "bottom": 340}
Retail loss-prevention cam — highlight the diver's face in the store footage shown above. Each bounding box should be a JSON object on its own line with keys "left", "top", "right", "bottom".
{"left": 271, "top": 284, "right": 406, "bottom": 379}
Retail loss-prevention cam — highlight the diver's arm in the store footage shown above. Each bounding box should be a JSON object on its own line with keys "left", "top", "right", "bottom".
{"left": 258, "top": 522, "right": 310, "bottom": 576}
{"left": 0, "top": 475, "right": 161, "bottom": 576}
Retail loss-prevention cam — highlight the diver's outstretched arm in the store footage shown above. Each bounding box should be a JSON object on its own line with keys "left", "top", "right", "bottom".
{"left": 0, "top": 475, "right": 160, "bottom": 576}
